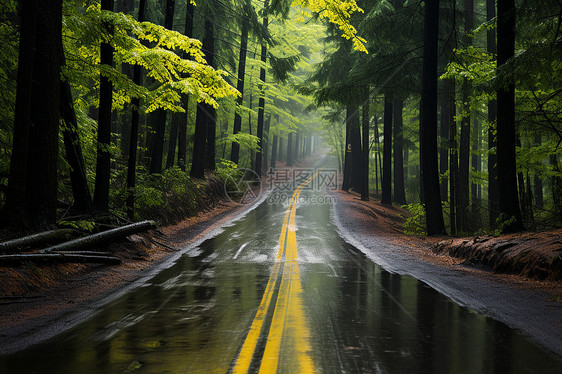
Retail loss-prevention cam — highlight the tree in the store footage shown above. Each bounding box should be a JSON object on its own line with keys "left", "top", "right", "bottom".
{"left": 393, "top": 99, "right": 406, "bottom": 205}
{"left": 4, "top": 0, "right": 63, "bottom": 229}
{"left": 420, "top": 0, "right": 446, "bottom": 235}
{"left": 93, "top": 0, "right": 115, "bottom": 213}
{"left": 381, "top": 97, "right": 392, "bottom": 204}
{"left": 496, "top": 0, "right": 523, "bottom": 232}
{"left": 487, "top": 0, "right": 499, "bottom": 229}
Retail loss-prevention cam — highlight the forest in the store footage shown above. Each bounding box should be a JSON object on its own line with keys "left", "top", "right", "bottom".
{"left": 0, "top": 0, "right": 560, "bottom": 237}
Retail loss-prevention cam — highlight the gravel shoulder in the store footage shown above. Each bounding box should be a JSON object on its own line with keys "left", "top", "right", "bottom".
{"left": 332, "top": 190, "right": 562, "bottom": 357}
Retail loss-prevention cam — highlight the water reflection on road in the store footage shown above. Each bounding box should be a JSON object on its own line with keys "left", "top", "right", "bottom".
{"left": 1, "top": 188, "right": 561, "bottom": 373}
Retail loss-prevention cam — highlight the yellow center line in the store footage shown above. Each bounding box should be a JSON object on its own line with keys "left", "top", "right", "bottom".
{"left": 232, "top": 171, "right": 319, "bottom": 374}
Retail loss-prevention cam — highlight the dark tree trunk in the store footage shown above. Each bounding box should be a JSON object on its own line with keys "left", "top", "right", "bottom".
{"left": 294, "top": 132, "right": 301, "bottom": 161}
{"left": 191, "top": 19, "right": 216, "bottom": 177}
{"left": 278, "top": 136, "right": 284, "bottom": 162}
{"left": 263, "top": 114, "right": 271, "bottom": 171}
{"left": 381, "top": 98, "right": 393, "bottom": 204}
{"left": 230, "top": 0, "right": 250, "bottom": 164}
{"left": 27, "top": 0, "right": 63, "bottom": 229}
{"left": 496, "top": 0, "right": 523, "bottom": 232}
{"left": 420, "top": 0, "right": 446, "bottom": 235}
{"left": 393, "top": 99, "right": 406, "bottom": 205}
{"left": 149, "top": 0, "right": 175, "bottom": 174}
{"left": 4, "top": 0, "right": 40, "bottom": 227}
{"left": 93, "top": 0, "right": 115, "bottom": 213}
{"left": 350, "top": 107, "right": 362, "bottom": 191}
{"left": 449, "top": 80, "right": 458, "bottom": 235}
{"left": 457, "top": 0, "right": 474, "bottom": 232}
{"left": 177, "top": 1, "right": 195, "bottom": 171}
{"left": 487, "top": 0, "right": 499, "bottom": 229}
{"left": 286, "top": 132, "right": 293, "bottom": 166}
{"left": 149, "top": 109, "right": 166, "bottom": 174}
{"left": 549, "top": 154, "right": 562, "bottom": 224}
{"left": 342, "top": 106, "right": 354, "bottom": 191}
{"left": 60, "top": 80, "right": 93, "bottom": 214}
{"left": 374, "top": 110, "right": 381, "bottom": 193}
{"left": 271, "top": 135, "right": 278, "bottom": 169}
{"left": 533, "top": 136, "right": 544, "bottom": 209}
{"left": 439, "top": 81, "right": 450, "bottom": 201}
{"left": 361, "top": 102, "right": 370, "bottom": 201}
{"left": 126, "top": 0, "right": 146, "bottom": 219}
{"left": 255, "top": 0, "right": 269, "bottom": 177}
{"left": 166, "top": 114, "right": 179, "bottom": 169}
{"left": 471, "top": 117, "right": 481, "bottom": 220}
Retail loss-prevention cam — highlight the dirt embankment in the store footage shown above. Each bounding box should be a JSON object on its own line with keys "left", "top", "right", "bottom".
{"left": 431, "top": 232, "right": 562, "bottom": 281}
{"left": 335, "top": 190, "right": 562, "bottom": 283}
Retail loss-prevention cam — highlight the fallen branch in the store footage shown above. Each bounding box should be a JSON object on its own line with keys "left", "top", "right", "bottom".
{"left": 39, "top": 220, "right": 156, "bottom": 254}
{"left": 0, "top": 253, "right": 122, "bottom": 266}
{"left": 0, "top": 229, "right": 80, "bottom": 254}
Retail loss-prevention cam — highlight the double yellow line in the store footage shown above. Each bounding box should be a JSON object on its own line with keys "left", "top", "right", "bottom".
{"left": 232, "top": 171, "right": 319, "bottom": 374}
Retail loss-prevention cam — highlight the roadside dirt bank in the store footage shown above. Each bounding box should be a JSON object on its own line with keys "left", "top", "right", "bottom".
{"left": 0, "top": 197, "right": 254, "bottom": 352}
{"left": 334, "top": 190, "right": 562, "bottom": 290}
{"left": 332, "top": 190, "right": 562, "bottom": 357}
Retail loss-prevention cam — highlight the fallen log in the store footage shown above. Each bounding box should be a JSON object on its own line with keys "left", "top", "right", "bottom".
{"left": 39, "top": 220, "right": 156, "bottom": 254}
{"left": 0, "top": 253, "right": 122, "bottom": 266}
{"left": 0, "top": 229, "right": 80, "bottom": 254}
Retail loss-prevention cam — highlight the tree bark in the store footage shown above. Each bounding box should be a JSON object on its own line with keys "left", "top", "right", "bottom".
{"left": 230, "top": 0, "right": 250, "bottom": 164}
{"left": 40, "top": 220, "right": 155, "bottom": 253}
{"left": 255, "top": 0, "right": 269, "bottom": 176}
{"left": 0, "top": 229, "right": 79, "bottom": 254}
{"left": 361, "top": 102, "right": 370, "bottom": 201}
{"left": 126, "top": 0, "right": 146, "bottom": 220}
{"left": 4, "top": 0, "right": 39, "bottom": 227}
{"left": 0, "top": 253, "right": 122, "bottom": 266}
{"left": 393, "top": 99, "right": 406, "bottom": 205}
{"left": 342, "top": 106, "right": 353, "bottom": 191}
{"left": 486, "top": 0, "right": 499, "bottom": 230}
{"left": 94, "top": 0, "right": 115, "bottom": 212}
{"left": 60, "top": 79, "right": 94, "bottom": 214}
{"left": 381, "top": 98, "right": 393, "bottom": 204}
{"left": 177, "top": 1, "right": 195, "bottom": 171}
{"left": 271, "top": 135, "right": 278, "bottom": 169}
{"left": 420, "top": 0, "right": 446, "bottom": 235}
{"left": 496, "top": 0, "right": 523, "bottom": 232}
{"left": 286, "top": 132, "right": 293, "bottom": 166}
{"left": 25, "top": 0, "right": 63, "bottom": 229}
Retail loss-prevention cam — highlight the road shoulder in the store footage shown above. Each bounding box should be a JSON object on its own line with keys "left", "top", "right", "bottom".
{"left": 332, "top": 190, "right": 562, "bottom": 357}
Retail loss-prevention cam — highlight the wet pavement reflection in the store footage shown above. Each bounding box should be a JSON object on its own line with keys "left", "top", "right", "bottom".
{"left": 1, "top": 188, "right": 562, "bottom": 373}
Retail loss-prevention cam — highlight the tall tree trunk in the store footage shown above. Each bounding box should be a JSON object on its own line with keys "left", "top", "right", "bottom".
{"left": 420, "top": 0, "right": 446, "bottom": 235}
{"left": 94, "top": 0, "right": 114, "bottom": 213}
{"left": 191, "top": 19, "right": 216, "bottom": 177}
{"left": 271, "top": 135, "right": 278, "bottom": 169}
{"left": 496, "top": 0, "right": 523, "bottom": 232}
{"left": 126, "top": 0, "right": 146, "bottom": 219}
{"left": 294, "top": 132, "right": 301, "bottom": 161}
{"left": 230, "top": 0, "right": 250, "bottom": 164}
{"left": 393, "top": 99, "right": 406, "bottom": 205}
{"left": 471, "top": 117, "right": 481, "bottom": 221}
{"left": 342, "top": 106, "right": 354, "bottom": 191}
{"left": 149, "top": 0, "right": 175, "bottom": 174}
{"left": 439, "top": 81, "right": 450, "bottom": 201}
{"left": 166, "top": 114, "right": 179, "bottom": 169}
{"left": 350, "top": 107, "right": 362, "bottom": 191}
{"left": 533, "top": 136, "right": 544, "bottom": 209}
{"left": 263, "top": 113, "right": 271, "bottom": 171}
{"left": 361, "top": 102, "right": 370, "bottom": 201}
{"left": 458, "top": 0, "right": 474, "bottom": 232}
{"left": 278, "top": 136, "right": 284, "bottom": 162}
{"left": 255, "top": 0, "right": 269, "bottom": 177}
{"left": 60, "top": 80, "right": 93, "bottom": 214}
{"left": 4, "top": 0, "right": 39, "bottom": 227}
{"left": 487, "top": 0, "right": 499, "bottom": 228}
{"left": 177, "top": 1, "right": 195, "bottom": 171}
{"left": 549, "top": 154, "right": 562, "bottom": 224}
{"left": 286, "top": 132, "right": 293, "bottom": 166}
{"left": 381, "top": 98, "right": 393, "bottom": 204}
{"left": 27, "top": 0, "right": 63, "bottom": 229}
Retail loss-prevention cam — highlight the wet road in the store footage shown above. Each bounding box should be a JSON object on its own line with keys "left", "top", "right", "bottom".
{"left": 2, "top": 173, "right": 562, "bottom": 373}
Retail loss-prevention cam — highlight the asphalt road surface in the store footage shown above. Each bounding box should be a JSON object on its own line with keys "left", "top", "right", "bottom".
{"left": 1, "top": 170, "right": 562, "bottom": 373}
